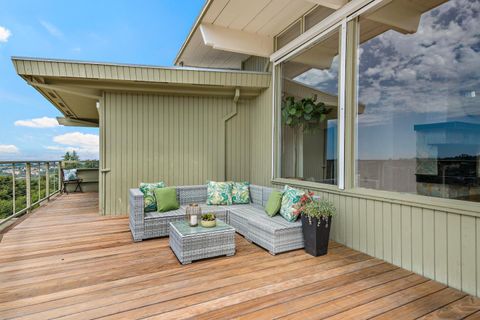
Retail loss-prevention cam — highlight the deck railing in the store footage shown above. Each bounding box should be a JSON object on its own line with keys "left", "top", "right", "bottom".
{"left": 0, "top": 161, "right": 62, "bottom": 226}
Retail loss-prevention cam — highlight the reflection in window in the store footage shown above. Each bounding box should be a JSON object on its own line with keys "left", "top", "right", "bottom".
{"left": 356, "top": 0, "right": 480, "bottom": 202}
{"left": 280, "top": 29, "right": 340, "bottom": 184}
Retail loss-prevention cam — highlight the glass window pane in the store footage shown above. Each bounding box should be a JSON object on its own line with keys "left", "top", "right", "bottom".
{"left": 280, "top": 28, "right": 340, "bottom": 185}
{"left": 356, "top": 0, "right": 480, "bottom": 202}
{"left": 276, "top": 20, "right": 302, "bottom": 50}
{"left": 305, "top": 6, "right": 335, "bottom": 31}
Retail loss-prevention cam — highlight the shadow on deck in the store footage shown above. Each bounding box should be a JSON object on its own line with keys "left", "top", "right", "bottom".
{"left": 1, "top": 193, "right": 480, "bottom": 319}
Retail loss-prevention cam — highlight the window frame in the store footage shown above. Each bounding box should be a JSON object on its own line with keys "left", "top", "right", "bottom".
{"left": 352, "top": 1, "right": 480, "bottom": 204}
{"left": 269, "top": 0, "right": 480, "bottom": 214}
{"left": 271, "top": 21, "right": 347, "bottom": 189}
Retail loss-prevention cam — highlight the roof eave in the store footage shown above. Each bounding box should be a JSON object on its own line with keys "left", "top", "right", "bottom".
{"left": 173, "top": 0, "right": 214, "bottom": 66}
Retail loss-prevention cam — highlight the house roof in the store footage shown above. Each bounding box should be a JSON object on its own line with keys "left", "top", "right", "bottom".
{"left": 12, "top": 57, "right": 271, "bottom": 127}
{"left": 174, "top": 0, "right": 340, "bottom": 68}
{"left": 176, "top": 0, "right": 449, "bottom": 69}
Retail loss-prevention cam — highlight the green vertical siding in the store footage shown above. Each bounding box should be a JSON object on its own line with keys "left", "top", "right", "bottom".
{"left": 317, "top": 188, "right": 480, "bottom": 296}
{"left": 249, "top": 85, "right": 273, "bottom": 187}
{"left": 102, "top": 92, "right": 254, "bottom": 215}
{"left": 269, "top": 182, "right": 480, "bottom": 296}
{"left": 225, "top": 100, "right": 252, "bottom": 182}
{"left": 242, "top": 56, "right": 269, "bottom": 72}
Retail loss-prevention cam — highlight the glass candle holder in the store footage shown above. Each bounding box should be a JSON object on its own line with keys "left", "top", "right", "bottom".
{"left": 186, "top": 203, "right": 201, "bottom": 227}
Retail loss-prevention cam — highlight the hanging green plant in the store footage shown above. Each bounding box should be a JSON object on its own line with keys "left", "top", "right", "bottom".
{"left": 281, "top": 95, "right": 331, "bottom": 132}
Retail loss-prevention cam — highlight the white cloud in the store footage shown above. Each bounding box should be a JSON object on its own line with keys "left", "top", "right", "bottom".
{"left": 0, "top": 26, "right": 11, "bottom": 42}
{"left": 0, "top": 144, "right": 19, "bottom": 154}
{"left": 39, "top": 20, "right": 63, "bottom": 38}
{"left": 15, "top": 117, "right": 60, "bottom": 128}
{"left": 357, "top": 0, "right": 480, "bottom": 127}
{"left": 48, "top": 132, "right": 99, "bottom": 159}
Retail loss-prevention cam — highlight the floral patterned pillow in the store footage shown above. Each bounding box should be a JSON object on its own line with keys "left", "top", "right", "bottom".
{"left": 207, "top": 181, "right": 233, "bottom": 205}
{"left": 280, "top": 185, "right": 305, "bottom": 222}
{"left": 139, "top": 182, "right": 166, "bottom": 212}
{"left": 232, "top": 182, "right": 250, "bottom": 204}
{"left": 63, "top": 169, "right": 78, "bottom": 181}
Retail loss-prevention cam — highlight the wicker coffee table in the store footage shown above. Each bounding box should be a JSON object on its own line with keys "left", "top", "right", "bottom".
{"left": 169, "top": 220, "right": 236, "bottom": 264}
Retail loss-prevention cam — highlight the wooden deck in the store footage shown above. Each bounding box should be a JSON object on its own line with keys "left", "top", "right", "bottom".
{"left": 1, "top": 193, "right": 480, "bottom": 319}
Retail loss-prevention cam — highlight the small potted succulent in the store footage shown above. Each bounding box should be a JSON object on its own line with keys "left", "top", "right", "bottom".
{"left": 294, "top": 192, "right": 336, "bottom": 256}
{"left": 200, "top": 213, "right": 216, "bottom": 228}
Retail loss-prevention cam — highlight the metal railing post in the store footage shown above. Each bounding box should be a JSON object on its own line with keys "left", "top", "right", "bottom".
{"left": 46, "top": 162, "right": 50, "bottom": 199}
{"left": 11, "top": 163, "right": 16, "bottom": 215}
{"left": 58, "top": 162, "right": 62, "bottom": 193}
{"left": 38, "top": 163, "right": 41, "bottom": 202}
{"left": 1, "top": 159, "right": 67, "bottom": 227}
{"left": 26, "top": 162, "right": 31, "bottom": 213}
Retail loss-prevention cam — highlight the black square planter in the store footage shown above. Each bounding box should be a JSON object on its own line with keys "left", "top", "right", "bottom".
{"left": 301, "top": 215, "right": 332, "bottom": 256}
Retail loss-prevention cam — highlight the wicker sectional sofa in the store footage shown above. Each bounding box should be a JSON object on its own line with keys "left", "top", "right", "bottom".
{"left": 129, "top": 184, "right": 304, "bottom": 255}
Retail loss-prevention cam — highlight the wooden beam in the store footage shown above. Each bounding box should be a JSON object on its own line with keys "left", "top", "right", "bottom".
{"left": 366, "top": 1, "right": 422, "bottom": 34}
{"left": 199, "top": 23, "right": 274, "bottom": 57}
{"left": 27, "top": 81, "right": 102, "bottom": 100}
{"left": 56, "top": 117, "right": 99, "bottom": 127}
{"left": 290, "top": 45, "right": 336, "bottom": 70}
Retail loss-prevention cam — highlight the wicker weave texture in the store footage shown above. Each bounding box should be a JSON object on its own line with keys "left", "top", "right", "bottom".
{"left": 169, "top": 223, "right": 235, "bottom": 264}
{"left": 129, "top": 184, "right": 305, "bottom": 255}
{"left": 129, "top": 189, "right": 145, "bottom": 242}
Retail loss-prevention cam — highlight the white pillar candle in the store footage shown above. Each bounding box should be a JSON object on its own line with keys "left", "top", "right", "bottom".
{"left": 190, "top": 215, "right": 197, "bottom": 226}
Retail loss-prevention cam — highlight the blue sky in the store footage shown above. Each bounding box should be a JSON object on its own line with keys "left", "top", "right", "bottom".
{"left": 0, "top": 0, "right": 204, "bottom": 161}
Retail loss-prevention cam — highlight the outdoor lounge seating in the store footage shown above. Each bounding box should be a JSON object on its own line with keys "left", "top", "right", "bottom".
{"left": 129, "top": 184, "right": 304, "bottom": 255}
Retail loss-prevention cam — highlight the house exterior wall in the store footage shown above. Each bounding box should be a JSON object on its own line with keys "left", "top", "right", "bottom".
{"left": 249, "top": 85, "right": 273, "bottom": 187}
{"left": 100, "top": 92, "right": 253, "bottom": 216}
{"left": 256, "top": 0, "right": 480, "bottom": 296}
{"left": 64, "top": 168, "right": 99, "bottom": 193}
{"left": 247, "top": 78, "right": 480, "bottom": 296}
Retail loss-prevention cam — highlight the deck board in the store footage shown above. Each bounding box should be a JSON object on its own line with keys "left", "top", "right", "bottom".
{"left": 0, "top": 193, "right": 479, "bottom": 319}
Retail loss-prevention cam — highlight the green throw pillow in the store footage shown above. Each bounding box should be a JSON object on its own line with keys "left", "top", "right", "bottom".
{"left": 206, "top": 181, "right": 233, "bottom": 205}
{"left": 154, "top": 188, "right": 180, "bottom": 212}
{"left": 280, "top": 185, "right": 304, "bottom": 222}
{"left": 232, "top": 182, "right": 250, "bottom": 204}
{"left": 265, "top": 190, "right": 282, "bottom": 217}
{"left": 139, "top": 182, "right": 165, "bottom": 212}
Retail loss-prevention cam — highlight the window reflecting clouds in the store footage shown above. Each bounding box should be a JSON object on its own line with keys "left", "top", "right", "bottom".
{"left": 280, "top": 29, "right": 340, "bottom": 184}
{"left": 356, "top": 0, "right": 480, "bottom": 202}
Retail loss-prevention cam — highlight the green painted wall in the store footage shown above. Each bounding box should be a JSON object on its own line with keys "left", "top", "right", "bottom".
{"left": 242, "top": 56, "right": 269, "bottom": 72}
{"left": 64, "top": 169, "right": 99, "bottom": 193}
{"left": 314, "top": 188, "right": 480, "bottom": 296}
{"left": 249, "top": 85, "right": 273, "bottom": 187}
{"left": 101, "top": 92, "right": 255, "bottom": 216}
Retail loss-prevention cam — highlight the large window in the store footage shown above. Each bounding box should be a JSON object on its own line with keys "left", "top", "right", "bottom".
{"left": 356, "top": 0, "right": 480, "bottom": 202}
{"left": 279, "top": 29, "right": 340, "bottom": 185}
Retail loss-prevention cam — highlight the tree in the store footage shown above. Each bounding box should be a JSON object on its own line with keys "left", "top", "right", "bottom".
{"left": 71, "top": 150, "right": 79, "bottom": 161}
{"left": 63, "top": 151, "right": 72, "bottom": 161}
{"left": 63, "top": 151, "right": 80, "bottom": 161}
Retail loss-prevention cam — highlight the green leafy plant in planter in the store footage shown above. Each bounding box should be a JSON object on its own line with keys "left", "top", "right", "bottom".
{"left": 201, "top": 213, "right": 217, "bottom": 228}
{"left": 294, "top": 192, "right": 336, "bottom": 256}
{"left": 281, "top": 95, "right": 331, "bottom": 178}
{"left": 281, "top": 95, "right": 331, "bottom": 132}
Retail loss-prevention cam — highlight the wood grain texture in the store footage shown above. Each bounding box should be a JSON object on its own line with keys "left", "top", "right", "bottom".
{"left": 1, "top": 193, "right": 479, "bottom": 319}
